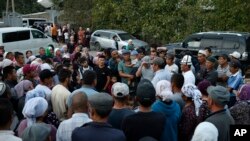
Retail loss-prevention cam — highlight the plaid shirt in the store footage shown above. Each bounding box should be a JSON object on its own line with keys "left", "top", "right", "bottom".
{"left": 56, "top": 113, "right": 92, "bottom": 141}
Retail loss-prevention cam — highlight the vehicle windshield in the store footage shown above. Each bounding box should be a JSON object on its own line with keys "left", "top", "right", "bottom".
{"left": 118, "top": 33, "right": 135, "bottom": 40}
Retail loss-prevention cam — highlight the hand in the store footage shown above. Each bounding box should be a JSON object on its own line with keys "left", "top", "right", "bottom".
{"left": 128, "top": 75, "right": 134, "bottom": 79}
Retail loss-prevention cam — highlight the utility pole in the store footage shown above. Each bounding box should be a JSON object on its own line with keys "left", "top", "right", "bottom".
{"left": 6, "top": 0, "right": 15, "bottom": 14}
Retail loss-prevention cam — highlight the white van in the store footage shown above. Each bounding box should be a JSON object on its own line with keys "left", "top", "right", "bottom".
{"left": 0, "top": 27, "right": 58, "bottom": 55}
{"left": 22, "top": 18, "right": 47, "bottom": 27}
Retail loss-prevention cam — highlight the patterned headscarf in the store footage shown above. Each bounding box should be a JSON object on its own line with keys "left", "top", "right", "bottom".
{"left": 182, "top": 83, "right": 202, "bottom": 116}
{"left": 238, "top": 84, "right": 250, "bottom": 101}
{"left": 22, "top": 97, "right": 48, "bottom": 127}
{"left": 156, "top": 80, "right": 173, "bottom": 101}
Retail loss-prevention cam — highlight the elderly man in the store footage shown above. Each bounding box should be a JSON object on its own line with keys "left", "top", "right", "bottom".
{"left": 57, "top": 91, "right": 92, "bottom": 141}
{"left": 151, "top": 57, "right": 171, "bottom": 88}
{"left": 206, "top": 86, "right": 235, "bottom": 141}
{"left": 72, "top": 93, "right": 126, "bottom": 141}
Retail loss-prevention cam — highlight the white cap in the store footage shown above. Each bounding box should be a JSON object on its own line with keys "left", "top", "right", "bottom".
{"left": 40, "top": 63, "right": 52, "bottom": 71}
{"left": 181, "top": 55, "right": 192, "bottom": 65}
{"left": 28, "top": 55, "right": 37, "bottom": 62}
{"left": 230, "top": 51, "right": 241, "bottom": 59}
{"left": 198, "top": 50, "right": 207, "bottom": 57}
{"left": 111, "top": 82, "right": 129, "bottom": 97}
{"left": 1, "top": 59, "right": 13, "bottom": 68}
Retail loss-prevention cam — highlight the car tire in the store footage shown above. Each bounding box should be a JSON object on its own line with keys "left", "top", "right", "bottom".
{"left": 95, "top": 42, "right": 101, "bottom": 51}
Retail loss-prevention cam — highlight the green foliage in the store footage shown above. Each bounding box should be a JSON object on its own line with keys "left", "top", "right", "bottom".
{"left": 2, "top": 0, "right": 248, "bottom": 44}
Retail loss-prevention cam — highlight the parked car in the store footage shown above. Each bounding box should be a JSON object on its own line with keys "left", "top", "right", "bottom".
{"left": 0, "top": 27, "right": 58, "bottom": 55}
{"left": 90, "top": 29, "right": 149, "bottom": 51}
{"left": 173, "top": 31, "right": 250, "bottom": 61}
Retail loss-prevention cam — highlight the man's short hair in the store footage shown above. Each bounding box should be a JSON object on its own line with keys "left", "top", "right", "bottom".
{"left": 82, "top": 70, "right": 97, "bottom": 85}
{"left": 0, "top": 99, "right": 13, "bottom": 127}
{"left": 2, "top": 66, "right": 15, "bottom": 80}
{"left": 58, "top": 69, "right": 72, "bottom": 83}
{"left": 152, "top": 57, "right": 165, "bottom": 69}
{"left": 14, "top": 52, "right": 24, "bottom": 59}
{"left": 171, "top": 73, "right": 184, "bottom": 89}
{"left": 39, "top": 69, "right": 54, "bottom": 82}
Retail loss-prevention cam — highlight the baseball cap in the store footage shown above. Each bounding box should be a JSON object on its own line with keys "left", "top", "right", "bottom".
{"left": 180, "top": 55, "right": 192, "bottom": 65}
{"left": 111, "top": 82, "right": 129, "bottom": 97}
{"left": 131, "top": 50, "right": 138, "bottom": 56}
{"left": 229, "top": 51, "right": 241, "bottom": 59}
{"left": 229, "top": 60, "right": 241, "bottom": 68}
{"left": 142, "top": 56, "right": 151, "bottom": 64}
{"left": 152, "top": 57, "right": 164, "bottom": 66}
{"left": 198, "top": 50, "right": 207, "bottom": 57}
{"left": 136, "top": 79, "right": 156, "bottom": 102}
{"left": 122, "top": 49, "right": 130, "bottom": 55}
{"left": 23, "top": 64, "right": 37, "bottom": 75}
{"left": 207, "top": 85, "right": 230, "bottom": 106}
{"left": 88, "top": 93, "right": 114, "bottom": 110}
{"left": 206, "top": 56, "right": 217, "bottom": 63}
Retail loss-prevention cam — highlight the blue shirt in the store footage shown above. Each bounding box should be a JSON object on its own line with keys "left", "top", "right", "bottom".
{"left": 151, "top": 69, "right": 172, "bottom": 88}
{"left": 227, "top": 71, "right": 243, "bottom": 90}
{"left": 72, "top": 122, "right": 126, "bottom": 141}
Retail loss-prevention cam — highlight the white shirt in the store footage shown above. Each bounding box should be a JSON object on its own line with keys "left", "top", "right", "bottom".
{"left": 57, "top": 29, "right": 62, "bottom": 36}
{"left": 165, "top": 63, "right": 179, "bottom": 74}
{"left": 0, "top": 130, "right": 22, "bottom": 141}
{"left": 56, "top": 113, "right": 92, "bottom": 141}
{"left": 35, "top": 84, "right": 52, "bottom": 102}
{"left": 182, "top": 70, "right": 196, "bottom": 85}
{"left": 64, "top": 32, "right": 69, "bottom": 40}
{"left": 151, "top": 69, "right": 172, "bottom": 88}
{"left": 51, "top": 84, "right": 71, "bottom": 120}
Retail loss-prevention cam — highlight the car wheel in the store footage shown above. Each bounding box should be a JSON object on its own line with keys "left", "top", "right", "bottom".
{"left": 95, "top": 42, "right": 101, "bottom": 51}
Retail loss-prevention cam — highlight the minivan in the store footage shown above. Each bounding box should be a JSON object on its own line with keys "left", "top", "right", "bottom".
{"left": 90, "top": 29, "right": 149, "bottom": 51}
{"left": 0, "top": 27, "right": 58, "bottom": 55}
{"left": 174, "top": 31, "right": 250, "bottom": 62}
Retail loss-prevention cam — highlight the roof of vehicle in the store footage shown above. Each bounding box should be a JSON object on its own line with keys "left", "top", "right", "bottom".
{"left": 0, "top": 27, "right": 35, "bottom": 33}
{"left": 94, "top": 29, "right": 127, "bottom": 34}
{"left": 195, "top": 31, "right": 250, "bottom": 37}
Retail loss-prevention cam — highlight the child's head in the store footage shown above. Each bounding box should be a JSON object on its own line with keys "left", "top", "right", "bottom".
{"left": 111, "top": 76, "right": 118, "bottom": 83}
{"left": 130, "top": 50, "right": 138, "bottom": 60}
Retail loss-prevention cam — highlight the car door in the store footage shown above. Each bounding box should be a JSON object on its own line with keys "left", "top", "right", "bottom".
{"left": 31, "top": 29, "right": 51, "bottom": 53}
{"left": 200, "top": 34, "right": 223, "bottom": 55}
{"left": 99, "top": 32, "right": 112, "bottom": 48}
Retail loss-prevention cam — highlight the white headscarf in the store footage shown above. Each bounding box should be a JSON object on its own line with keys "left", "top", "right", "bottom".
{"left": 156, "top": 80, "right": 173, "bottom": 101}
{"left": 25, "top": 89, "right": 46, "bottom": 103}
{"left": 182, "top": 83, "right": 202, "bottom": 116}
{"left": 191, "top": 122, "right": 218, "bottom": 141}
{"left": 22, "top": 97, "right": 48, "bottom": 127}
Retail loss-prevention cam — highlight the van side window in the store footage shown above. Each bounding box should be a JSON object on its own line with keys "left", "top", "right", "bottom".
{"left": 32, "top": 30, "right": 45, "bottom": 38}
{"left": 200, "top": 38, "right": 222, "bottom": 48}
{"left": 2, "top": 30, "right": 30, "bottom": 43}
{"left": 18, "top": 31, "right": 30, "bottom": 41}
{"left": 222, "top": 36, "right": 240, "bottom": 49}
{"left": 185, "top": 38, "right": 201, "bottom": 48}
{"left": 100, "top": 32, "right": 111, "bottom": 39}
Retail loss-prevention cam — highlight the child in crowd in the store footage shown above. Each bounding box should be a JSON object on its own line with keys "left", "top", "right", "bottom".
{"left": 107, "top": 75, "right": 118, "bottom": 94}
{"left": 78, "top": 57, "right": 93, "bottom": 80}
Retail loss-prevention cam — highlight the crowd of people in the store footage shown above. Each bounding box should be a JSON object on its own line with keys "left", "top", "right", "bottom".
{"left": 0, "top": 28, "right": 250, "bottom": 141}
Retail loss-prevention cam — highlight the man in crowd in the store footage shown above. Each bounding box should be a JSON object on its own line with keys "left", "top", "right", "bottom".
{"left": 108, "top": 82, "right": 134, "bottom": 129}
{"left": 14, "top": 52, "right": 25, "bottom": 70}
{"left": 180, "top": 55, "right": 196, "bottom": 85}
{"left": 151, "top": 57, "right": 171, "bottom": 88}
{"left": 3, "top": 66, "right": 17, "bottom": 88}
{"left": 122, "top": 79, "right": 165, "bottom": 141}
{"left": 72, "top": 93, "right": 126, "bottom": 141}
{"left": 118, "top": 50, "right": 133, "bottom": 85}
{"left": 206, "top": 85, "right": 235, "bottom": 141}
{"left": 170, "top": 73, "right": 185, "bottom": 110}
{"left": 217, "top": 54, "right": 231, "bottom": 87}
{"left": 36, "top": 47, "right": 47, "bottom": 60}
{"left": 51, "top": 69, "right": 71, "bottom": 121}
{"left": 57, "top": 91, "right": 92, "bottom": 141}
{"left": 94, "top": 55, "right": 110, "bottom": 92}
{"left": 0, "top": 99, "right": 22, "bottom": 141}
